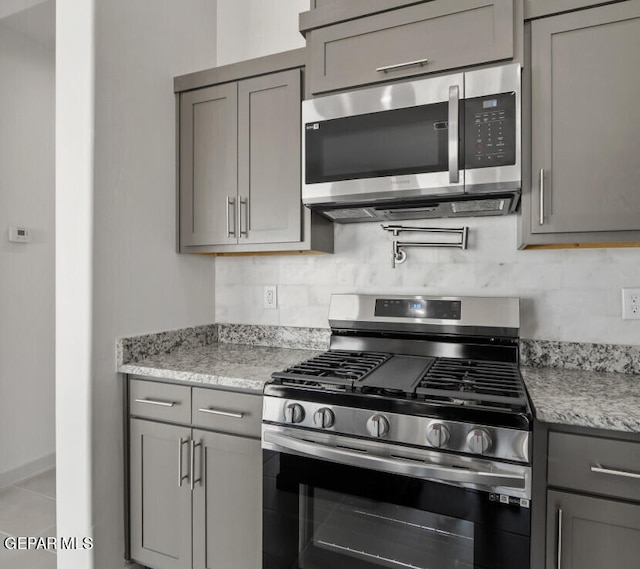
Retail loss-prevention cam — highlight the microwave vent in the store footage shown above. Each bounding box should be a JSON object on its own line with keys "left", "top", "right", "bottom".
{"left": 451, "top": 199, "right": 506, "bottom": 214}
{"left": 324, "top": 208, "right": 375, "bottom": 221}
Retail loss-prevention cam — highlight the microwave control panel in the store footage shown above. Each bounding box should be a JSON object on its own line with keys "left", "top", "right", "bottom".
{"left": 464, "top": 92, "right": 516, "bottom": 169}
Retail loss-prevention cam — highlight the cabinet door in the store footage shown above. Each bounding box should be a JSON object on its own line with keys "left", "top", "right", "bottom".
{"left": 530, "top": 2, "right": 640, "bottom": 235}
{"left": 130, "top": 419, "right": 192, "bottom": 569}
{"left": 180, "top": 82, "right": 238, "bottom": 247}
{"left": 192, "top": 430, "right": 262, "bottom": 569}
{"left": 237, "top": 70, "right": 302, "bottom": 244}
{"left": 546, "top": 490, "right": 640, "bottom": 569}
{"left": 307, "top": 0, "right": 514, "bottom": 94}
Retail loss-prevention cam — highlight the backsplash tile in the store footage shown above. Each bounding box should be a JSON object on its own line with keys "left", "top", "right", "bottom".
{"left": 214, "top": 217, "right": 640, "bottom": 345}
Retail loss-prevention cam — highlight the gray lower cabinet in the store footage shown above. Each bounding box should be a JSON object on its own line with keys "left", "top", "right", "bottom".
{"left": 192, "top": 430, "right": 262, "bottom": 569}
{"left": 545, "top": 430, "right": 640, "bottom": 569}
{"left": 177, "top": 49, "right": 333, "bottom": 255}
{"left": 130, "top": 419, "right": 193, "bottom": 569}
{"left": 305, "top": 0, "right": 514, "bottom": 95}
{"left": 520, "top": 1, "right": 640, "bottom": 247}
{"left": 546, "top": 490, "right": 640, "bottom": 569}
{"left": 128, "top": 378, "right": 262, "bottom": 569}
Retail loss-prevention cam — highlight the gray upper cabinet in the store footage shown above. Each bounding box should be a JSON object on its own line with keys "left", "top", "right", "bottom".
{"left": 238, "top": 71, "right": 301, "bottom": 245}
{"left": 180, "top": 83, "right": 238, "bottom": 247}
{"left": 176, "top": 49, "right": 333, "bottom": 255}
{"left": 305, "top": 0, "right": 514, "bottom": 95}
{"left": 520, "top": 1, "right": 640, "bottom": 247}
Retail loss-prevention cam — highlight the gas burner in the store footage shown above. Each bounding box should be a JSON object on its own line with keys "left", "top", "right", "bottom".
{"left": 416, "top": 358, "right": 527, "bottom": 410}
{"left": 273, "top": 350, "right": 391, "bottom": 386}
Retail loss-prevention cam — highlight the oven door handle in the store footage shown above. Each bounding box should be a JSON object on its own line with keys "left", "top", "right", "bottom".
{"left": 263, "top": 429, "right": 526, "bottom": 490}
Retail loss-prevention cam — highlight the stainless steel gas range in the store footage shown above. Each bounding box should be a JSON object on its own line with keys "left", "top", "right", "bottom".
{"left": 262, "top": 294, "right": 533, "bottom": 569}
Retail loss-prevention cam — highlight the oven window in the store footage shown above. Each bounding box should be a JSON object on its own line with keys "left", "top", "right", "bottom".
{"left": 299, "top": 486, "right": 474, "bottom": 569}
{"left": 263, "top": 452, "right": 530, "bottom": 569}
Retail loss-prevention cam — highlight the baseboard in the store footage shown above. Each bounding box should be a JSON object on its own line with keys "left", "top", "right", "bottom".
{"left": 0, "top": 452, "right": 56, "bottom": 489}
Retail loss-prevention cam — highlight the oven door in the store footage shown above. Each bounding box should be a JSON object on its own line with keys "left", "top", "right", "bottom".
{"left": 302, "top": 74, "right": 465, "bottom": 207}
{"left": 263, "top": 426, "right": 530, "bottom": 569}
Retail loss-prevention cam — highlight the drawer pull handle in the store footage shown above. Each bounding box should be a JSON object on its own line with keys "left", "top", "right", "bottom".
{"left": 590, "top": 465, "right": 640, "bottom": 480}
{"left": 376, "top": 58, "right": 430, "bottom": 73}
{"left": 198, "top": 408, "right": 244, "bottom": 419}
{"left": 135, "top": 398, "right": 176, "bottom": 407}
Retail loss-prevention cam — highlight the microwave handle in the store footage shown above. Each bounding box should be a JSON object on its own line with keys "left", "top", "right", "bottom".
{"left": 448, "top": 85, "right": 460, "bottom": 185}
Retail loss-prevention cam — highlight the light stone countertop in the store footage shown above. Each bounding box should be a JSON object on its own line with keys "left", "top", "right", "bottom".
{"left": 116, "top": 324, "right": 640, "bottom": 433}
{"left": 522, "top": 366, "right": 640, "bottom": 433}
{"left": 118, "top": 342, "right": 321, "bottom": 392}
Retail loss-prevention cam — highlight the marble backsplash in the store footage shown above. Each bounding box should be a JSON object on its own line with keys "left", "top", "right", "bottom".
{"left": 118, "top": 323, "right": 640, "bottom": 375}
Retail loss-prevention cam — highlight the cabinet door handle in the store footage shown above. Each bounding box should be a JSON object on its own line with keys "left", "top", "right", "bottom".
{"left": 376, "top": 58, "right": 429, "bottom": 73}
{"left": 591, "top": 465, "right": 640, "bottom": 480}
{"left": 448, "top": 85, "right": 460, "bottom": 184}
{"left": 539, "top": 168, "right": 545, "bottom": 225}
{"left": 190, "top": 439, "right": 202, "bottom": 490}
{"left": 134, "top": 398, "right": 175, "bottom": 407}
{"left": 239, "top": 197, "right": 249, "bottom": 237}
{"left": 557, "top": 508, "right": 563, "bottom": 569}
{"left": 178, "top": 438, "right": 189, "bottom": 487}
{"left": 198, "top": 407, "right": 244, "bottom": 419}
{"left": 226, "top": 196, "right": 236, "bottom": 237}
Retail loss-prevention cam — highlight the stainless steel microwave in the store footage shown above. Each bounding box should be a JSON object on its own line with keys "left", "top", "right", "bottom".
{"left": 302, "top": 64, "right": 521, "bottom": 222}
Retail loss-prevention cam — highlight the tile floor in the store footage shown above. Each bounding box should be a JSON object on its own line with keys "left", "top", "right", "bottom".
{"left": 0, "top": 468, "right": 56, "bottom": 569}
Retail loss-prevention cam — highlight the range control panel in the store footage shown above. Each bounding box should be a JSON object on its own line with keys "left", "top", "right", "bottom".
{"left": 464, "top": 92, "right": 516, "bottom": 169}
{"left": 375, "top": 298, "right": 461, "bottom": 320}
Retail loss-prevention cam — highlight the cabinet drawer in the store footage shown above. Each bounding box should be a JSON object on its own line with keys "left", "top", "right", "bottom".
{"left": 129, "top": 379, "right": 191, "bottom": 423}
{"left": 307, "top": 0, "right": 514, "bottom": 94}
{"left": 548, "top": 432, "right": 640, "bottom": 501}
{"left": 192, "top": 388, "right": 262, "bottom": 437}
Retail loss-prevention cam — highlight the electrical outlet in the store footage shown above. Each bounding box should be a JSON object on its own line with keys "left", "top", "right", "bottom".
{"left": 264, "top": 285, "right": 277, "bottom": 310}
{"left": 622, "top": 288, "right": 640, "bottom": 320}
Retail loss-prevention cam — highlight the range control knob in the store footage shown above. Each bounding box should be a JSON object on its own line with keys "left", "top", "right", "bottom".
{"left": 313, "top": 407, "right": 335, "bottom": 429}
{"left": 284, "top": 403, "right": 305, "bottom": 424}
{"left": 426, "top": 423, "right": 451, "bottom": 448}
{"left": 467, "top": 428, "right": 492, "bottom": 455}
{"left": 366, "top": 414, "right": 390, "bottom": 438}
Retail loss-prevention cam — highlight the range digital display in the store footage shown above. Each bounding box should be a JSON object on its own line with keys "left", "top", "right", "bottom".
{"left": 375, "top": 299, "right": 461, "bottom": 320}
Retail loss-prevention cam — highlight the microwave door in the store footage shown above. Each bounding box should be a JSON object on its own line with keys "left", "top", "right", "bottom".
{"left": 302, "top": 74, "right": 465, "bottom": 206}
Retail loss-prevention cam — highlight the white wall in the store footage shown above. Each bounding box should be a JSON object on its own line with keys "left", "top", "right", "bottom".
{"left": 214, "top": 0, "right": 640, "bottom": 346}
{"left": 216, "top": 0, "right": 308, "bottom": 65}
{"left": 0, "top": 6, "right": 55, "bottom": 485}
{"left": 57, "top": 0, "right": 218, "bottom": 566}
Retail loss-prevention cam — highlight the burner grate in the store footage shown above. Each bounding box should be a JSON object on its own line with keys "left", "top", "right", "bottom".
{"left": 416, "top": 358, "right": 527, "bottom": 408}
{"left": 273, "top": 350, "right": 391, "bottom": 386}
